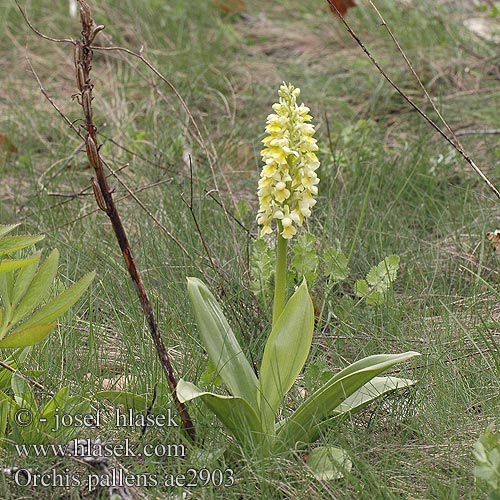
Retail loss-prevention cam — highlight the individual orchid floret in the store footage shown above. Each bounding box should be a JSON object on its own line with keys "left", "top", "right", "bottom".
{"left": 257, "top": 82, "right": 320, "bottom": 239}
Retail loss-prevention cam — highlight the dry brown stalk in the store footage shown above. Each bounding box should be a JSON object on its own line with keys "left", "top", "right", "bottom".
{"left": 74, "top": 0, "right": 195, "bottom": 442}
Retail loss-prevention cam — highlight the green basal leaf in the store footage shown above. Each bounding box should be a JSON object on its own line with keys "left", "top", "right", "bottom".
{"left": 11, "top": 249, "right": 59, "bottom": 325}
{"left": 0, "top": 235, "right": 45, "bottom": 256}
{"left": 324, "top": 247, "right": 349, "bottom": 282}
{"left": 333, "top": 376, "right": 416, "bottom": 415}
{"left": 21, "top": 271, "right": 95, "bottom": 329}
{"left": 177, "top": 380, "right": 264, "bottom": 450}
{"left": 187, "top": 278, "right": 258, "bottom": 407}
{"left": 259, "top": 279, "right": 314, "bottom": 434}
{"left": 0, "top": 255, "right": 40, "bottom": 274}
{"left": 307, "top": 445, "right": 352, "bottom": 480}
{"left": 0, "top": 322, "right": 56, "bottom": 347}
{"left": 95, "top": 391, "right": 147, "bottom": 411}
{"left": 275, "top": 352, "right": 420, "bottom": 450}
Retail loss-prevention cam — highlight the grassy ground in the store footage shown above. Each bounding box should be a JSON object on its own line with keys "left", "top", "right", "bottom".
{"left": 1, "top": 0, "right": 500, "bottom": 498}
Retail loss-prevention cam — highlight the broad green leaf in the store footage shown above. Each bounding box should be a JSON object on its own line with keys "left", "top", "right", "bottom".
{"left": 0, "top": 235, "right": 45, "bottom": 256}
{"left": 333, "top": 376, "right": 416, "bottom": 415}
{"left": 177, "top": 380, "right": 264, "bottom": 450}
{"left": 0, "top": 322, "right": 56, "bottom": 347}
{"left": 95, "top": 391, "right": 147, "bottom": 411}
{"left": 0, "top": 255, "right": 40, "bottom": 274}
{"left": 21, "top": 271, "right": 95, "bottom": 329}
{"left": 259, "top": 279, "right": 314, "bottom": 433}
{"left": 11, "top": 254, "right": 40, "bottom": 308}
{"left": 187, "top": 278, "right": 258, "bottom": 406}
{"left": 324, "top": 248, "right": 349, "bottom": 282}
{"left": 0, "top": 224, "right": 20, "bottom": 239}
{"left": 275, "top": 352, "right": 420, "bottom": 450}
{"left": 307, "top": 445, "right": 352, "bottom": 480}
{"left": 11, "top": 249, "right": 59, "bottom": 325}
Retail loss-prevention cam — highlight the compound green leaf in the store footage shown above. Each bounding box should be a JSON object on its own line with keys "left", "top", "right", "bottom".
{"left": 0, "top": 235, "right": 45, "bottom": 256}
{"left": 21, "top": 271, "right": 95, "bottom": 329}
{"left": 11, "top": 249, "right": 59, "bottom": 325}
{"left": 0, "top": 322, "right": 56, "bottom": 347}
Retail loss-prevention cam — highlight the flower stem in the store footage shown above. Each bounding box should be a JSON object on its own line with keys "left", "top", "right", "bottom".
{"left": 272, "top": 223, "right": 288, "bottom": 328}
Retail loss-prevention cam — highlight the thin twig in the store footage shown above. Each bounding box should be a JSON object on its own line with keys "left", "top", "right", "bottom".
{"left": 27, "top": 58, "right": 83, "bottom": 139}
{"left": 0, "top": 359, "right": 53, "bottom": 396}
{"left": 180, "top": 156, "right": 219, "bottom": 275}
{"left": 368, "top": 1, "right": 461, "bottom": 147}
{"left": 15, "top": 0, "right": 74, "bottom": 44}
{"left": 104, "top": 160, "right": 192, "bottom": 259}
{"left": 456, "top": 129, "right": 500, "bottom": 137}
{"left": 326, "top": 0, "right": 500, "bottom": 202}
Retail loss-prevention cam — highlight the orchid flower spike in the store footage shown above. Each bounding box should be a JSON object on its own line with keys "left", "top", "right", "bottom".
{"left": 257, "top": 83, "right": 320, "bottom": 239}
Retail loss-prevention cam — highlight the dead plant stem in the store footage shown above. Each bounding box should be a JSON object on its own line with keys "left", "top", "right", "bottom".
{"left": 74, "top": 0, "right": 195, "bottom": 442}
